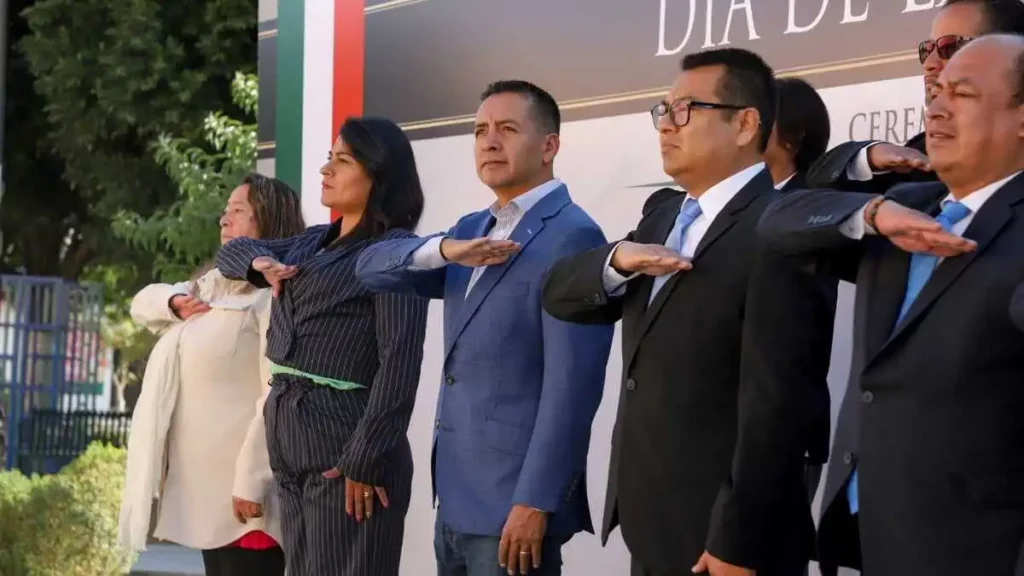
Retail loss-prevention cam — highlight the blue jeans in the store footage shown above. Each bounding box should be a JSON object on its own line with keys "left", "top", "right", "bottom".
{"left": 434, "top": 517, "right": 565, "bottom": 576}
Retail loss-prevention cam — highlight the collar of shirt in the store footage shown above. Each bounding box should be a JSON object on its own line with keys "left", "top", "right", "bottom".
{"left": 686, "top": 162, "right": 766, "bottom": 221}
{"left": 775, "top": 172, "right": 796, "bottom": 190}
{"left": 488, "top": 178, "right": 563, "bottom": 219}
{"left": 942, "top": 170, "right": 1021, "bottom": 214}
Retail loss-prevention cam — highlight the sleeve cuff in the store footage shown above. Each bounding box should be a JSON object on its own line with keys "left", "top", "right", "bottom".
{"left": 337, "top": 454, "right": 385, "bottom": 486}
{"left": 164, "top": 288, "right": 189, "bottom": 321}
{"left": 232, "top": 475, "right": 271, "bottom": 504}
{"left": 838, "top": 203, "right": 878, "bottom": 240}
{"left": 602, "top": 242, "right": 637, "bottom": 296}
{"left": 408, "top": 236, "right": 447, "bottom": 270}
{"left": 846, "top": 142, "right": 889, "bottom": 181}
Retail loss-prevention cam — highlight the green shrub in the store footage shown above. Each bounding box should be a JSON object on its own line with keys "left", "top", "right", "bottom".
{"left": 0, "top": 443, "right": 134, "bottom": 576}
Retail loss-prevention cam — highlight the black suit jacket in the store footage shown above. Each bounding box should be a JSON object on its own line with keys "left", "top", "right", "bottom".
{"left": 758, "top": 177, "right": 1024, "bottom": 576}
{"left": 541, "top": 169, "right": 835, "bottom": 573}
{"left": 1012, "top": 283, "right": 1024, "bottom": 332}
{"left": 805, "top": 132, "right": 934, "bottom": 193}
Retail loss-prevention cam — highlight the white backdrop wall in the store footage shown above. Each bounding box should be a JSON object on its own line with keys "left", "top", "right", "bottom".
{"left": 296, "top": 73, "right": 926, "bottom": 575}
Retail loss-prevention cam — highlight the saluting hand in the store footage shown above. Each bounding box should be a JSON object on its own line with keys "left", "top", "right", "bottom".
{"left": 873, "top": 200, "right": 976, "bottom": 257}
{"left": 867, "top": 142, "right": 932, "bottom": 174}
{"left": 251, "top": 256, "right": 298, "bottom": 297}
{"left": 169, "top": 295, "right": 211, "bottom": 320}
{"left": 440, "top": 237, "right": 520, "bottom": 267}
{"left": 610, "top": 241, "right": 693, "bottom": 277}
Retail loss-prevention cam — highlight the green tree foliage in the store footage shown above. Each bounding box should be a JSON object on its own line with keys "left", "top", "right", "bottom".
{"left": 0, "top": 0, "right": 256, "bottom": 280}
{"left": 113, "top": 72, "right": 259, "bottom": 281}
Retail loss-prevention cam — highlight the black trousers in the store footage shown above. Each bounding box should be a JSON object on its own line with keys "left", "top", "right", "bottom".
{"left": 630, "top": 557, "right": 809, "bottom": 576}
{"left": 201, "top": 545, "right": 285, "bottom": 576}
{"left": 265, "top": 378, "right": 413, "bottom": 576}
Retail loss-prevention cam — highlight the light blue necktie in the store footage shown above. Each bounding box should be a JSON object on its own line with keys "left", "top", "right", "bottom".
{"left": 847, "top": 199, "right": 971, "bottom": 515}
{"left": 649, "top": 198, "right": 702, "bottom": 305}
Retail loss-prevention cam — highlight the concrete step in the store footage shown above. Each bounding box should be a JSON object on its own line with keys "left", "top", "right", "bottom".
{"left": 129, "top": 543, "right": 203, "bottom": 575}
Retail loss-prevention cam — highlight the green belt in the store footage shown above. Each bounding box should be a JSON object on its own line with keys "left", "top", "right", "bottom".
{"left": 269, "top": 362, "right": 365, "bottom": 391}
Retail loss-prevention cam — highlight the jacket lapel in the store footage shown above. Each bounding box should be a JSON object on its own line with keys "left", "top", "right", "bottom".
{"left": 626, "top": 169, "right": 771, "bottom": 369}
{"left": 443, "top": 187, "right": 571, "bottom": 361}
{"left": 875, "top": 174, "right": 1024, "bottom": 360}
{"left": 622, "top": 194, "right": 684, "bottom": 370}
{"left": 863, "top": 241, "right": 910, "bottom": 359}
{"left": 693, "top": 169, "right": 770, "bottom": 260}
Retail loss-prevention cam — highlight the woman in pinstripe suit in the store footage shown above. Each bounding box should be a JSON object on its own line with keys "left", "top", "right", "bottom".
{"left": 215, "top": 117, "right": 429, "bottom": 576}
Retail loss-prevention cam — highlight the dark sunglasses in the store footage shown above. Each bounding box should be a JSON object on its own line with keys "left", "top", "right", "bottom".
{"left": 650, "top": 98, "right": 749, "bottom": 129}
{"left": 918, "top": 35, "right": 972, "bottom": 64}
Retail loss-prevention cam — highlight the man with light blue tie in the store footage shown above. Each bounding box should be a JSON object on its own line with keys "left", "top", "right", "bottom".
{"left": 542, "top": 48, "right": 836, "bottom": 576}
{"left": 355, "top": 80, "right": 613, "bottom": 576}
{"left": 758, "top": 34, "right": 1024, "bottom": 576}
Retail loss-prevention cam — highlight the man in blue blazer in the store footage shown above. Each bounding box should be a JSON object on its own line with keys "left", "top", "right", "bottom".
{"left": 355, "top": 80, "right": 613, "bottom": 576}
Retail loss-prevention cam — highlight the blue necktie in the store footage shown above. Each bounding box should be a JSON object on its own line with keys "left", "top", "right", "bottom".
{"left": 847, "top": 199, "right": 971, "bottom": 515}
{"left": 649, "top": 198, "right": 702, "bottom": 304}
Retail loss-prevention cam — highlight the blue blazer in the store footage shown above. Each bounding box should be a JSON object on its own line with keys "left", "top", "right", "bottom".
{"left": 355, "top": 186, "right": 613, "bottom": 538}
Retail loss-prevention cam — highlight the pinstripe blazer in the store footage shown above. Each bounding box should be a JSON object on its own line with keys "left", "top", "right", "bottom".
{"left": 355, "top": 186, "right": 614, "bottom": 538}
{"left": 215, "top": 223, "right": 429, "bottom": 485}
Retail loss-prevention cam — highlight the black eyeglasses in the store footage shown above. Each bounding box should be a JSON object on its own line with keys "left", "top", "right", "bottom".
{"left": 918, "top": 35, "right": 972, "bottom": 64}
{"left": 650, "top": 98, "right": 749, "bottom": 129}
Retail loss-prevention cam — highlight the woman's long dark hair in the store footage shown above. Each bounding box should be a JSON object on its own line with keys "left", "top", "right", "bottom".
{"left": 243, "top": 172, "right": 306, "bottom": 240}
{"left": 338, "top": 117, "right": 425, "bottom": 241}
{"left": 775, "top": 77, "right": 831, "bottom": 174}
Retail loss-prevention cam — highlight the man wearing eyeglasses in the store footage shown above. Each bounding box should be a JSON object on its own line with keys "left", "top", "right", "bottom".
{"left": 806, "top": 0, "right": 1024, "bottom": 194}
{"left": 541, "top": 48, "right": 835, "bottom": 576}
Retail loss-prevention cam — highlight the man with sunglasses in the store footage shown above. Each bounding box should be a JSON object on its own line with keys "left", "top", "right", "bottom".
{"left": 804, "top": 2, "right": 1024, "bottom": 575}
{"left": 761, "top": 33, "right": 1024, "bottom": 576}
{"left": 806, "top": 0, "right": 1024, "bottom": 194}
{"left": 542, "top": 48, "right": 835, "bottom": 576}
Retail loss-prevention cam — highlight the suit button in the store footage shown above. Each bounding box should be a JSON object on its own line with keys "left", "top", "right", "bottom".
{"left": 843, "top": 452, "right": 853, "bottom": 465}
{"left": 862, "top": 391, "right": 874, "bottom": 403}
{"left": 434, "top": 418, "right": 441, "bottom": 429}
{"left": 444, "top": 374, "right": 455, "bottom": 385}
{"left": 625, "top": 378, "right": 636, "bottom": 391}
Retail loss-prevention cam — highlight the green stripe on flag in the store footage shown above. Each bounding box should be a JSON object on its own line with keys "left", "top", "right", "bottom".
{"left": 275, "top": 0, "right": 304, "bottom": 191}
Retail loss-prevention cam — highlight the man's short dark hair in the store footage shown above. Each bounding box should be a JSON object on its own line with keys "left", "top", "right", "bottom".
{"left": 775, "top": 77, "right": 831, "bottom": 173}
{"left": 481, "top": 80, "right": 561, "bottom": 135}
{"left": 944, "top": 0, "right": 1024, "bottom": 35}
{"left": 681, "top": 48, "right": 777, "bottom": 152}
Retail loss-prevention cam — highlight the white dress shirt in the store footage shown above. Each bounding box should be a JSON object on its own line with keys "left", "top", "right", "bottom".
{"left": 839, "top": 171, "right": 1021, "bottom": 240}
{"left": 776, "top": 173, "right": 796, "bottom": 190}
{"left": 846, "top": 143, "right": 885, "bottom": 182}
{"left": 602, "top": 162, "right": 767, "bottom": 296}
{"left": 410, "top": 178, "right": 563, "bottom": 295}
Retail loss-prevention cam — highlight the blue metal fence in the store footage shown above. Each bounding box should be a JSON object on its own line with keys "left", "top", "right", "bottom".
{"left": 0, "top": 275, "right": 109, "bottom": 472}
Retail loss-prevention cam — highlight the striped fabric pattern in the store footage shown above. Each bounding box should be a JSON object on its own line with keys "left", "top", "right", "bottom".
{"left": 215, "top": 221, "right": 429, "bottom": 484}
{"left": 266, "top": 378, "right": 414, "bottom": 576}
{"left": 216, "top": 222, "right": 428, "bottom": 575}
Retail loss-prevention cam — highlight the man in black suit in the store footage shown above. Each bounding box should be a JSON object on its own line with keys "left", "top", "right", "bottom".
{"left": 759, "top": 34, "right": 1024, "bottom": 576}
{"left": 541, "top": 48, "right": 835, "bottom": 576}
{"left": 806, "top": 0, "right": 1024, "bottom": 193}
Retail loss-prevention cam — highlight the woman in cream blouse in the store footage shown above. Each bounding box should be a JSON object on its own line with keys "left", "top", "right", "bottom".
{"left": 127, "top": 174, "right": 305, "bottom": 576}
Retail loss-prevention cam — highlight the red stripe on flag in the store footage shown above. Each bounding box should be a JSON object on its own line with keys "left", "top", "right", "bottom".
{"left": 331, "top": 0, "right": 365, "bottom": 221}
